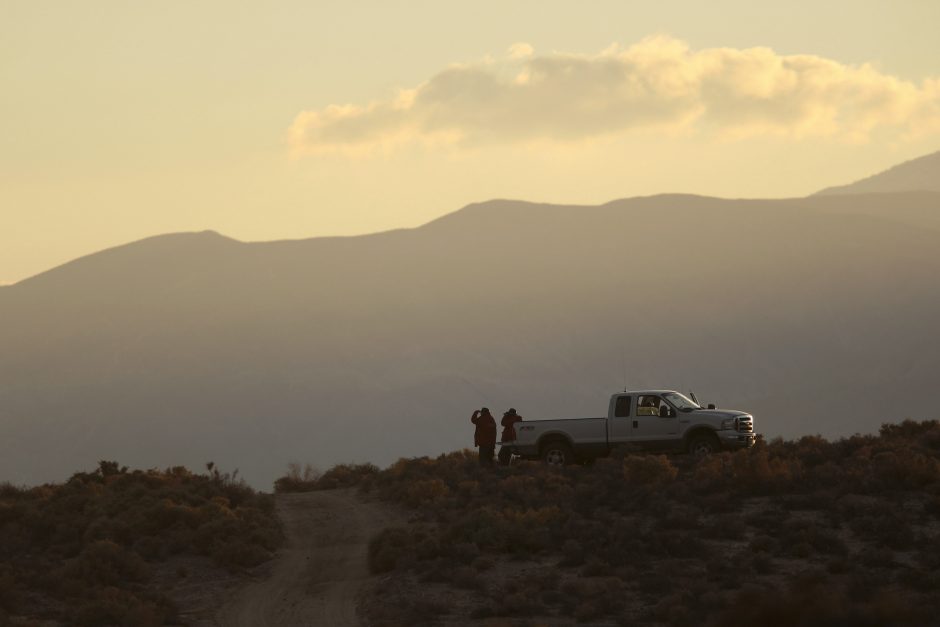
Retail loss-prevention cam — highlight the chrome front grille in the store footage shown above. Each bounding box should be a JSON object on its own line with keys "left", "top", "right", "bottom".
{"left": 737, "top": 416, "right": 754, "bottom": 433}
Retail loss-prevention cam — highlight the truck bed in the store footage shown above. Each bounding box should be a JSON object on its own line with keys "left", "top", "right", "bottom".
{"left": 512, "top": 416, "right": 608, "bottom": 454}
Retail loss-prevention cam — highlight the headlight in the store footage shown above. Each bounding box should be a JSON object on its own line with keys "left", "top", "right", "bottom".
{"left": 721, "top": 418, "right": 736, "bottom": 430}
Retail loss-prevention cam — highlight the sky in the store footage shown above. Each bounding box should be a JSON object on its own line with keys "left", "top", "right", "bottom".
{"left": 3, "top": 0, "right": 940, "bottom": 284}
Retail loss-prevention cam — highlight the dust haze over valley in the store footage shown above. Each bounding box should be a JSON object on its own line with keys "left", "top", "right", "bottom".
{"left": 1, "top": 153, "right": 940, "bottom": 488}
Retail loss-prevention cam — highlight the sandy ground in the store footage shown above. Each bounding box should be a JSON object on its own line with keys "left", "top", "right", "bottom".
{"left": 214, "top": 489, "right": 394, "bottom": 627}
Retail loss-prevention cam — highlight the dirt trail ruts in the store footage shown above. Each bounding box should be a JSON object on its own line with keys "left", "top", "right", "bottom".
{"left": 215, "top": 489, "right": 394, "bottom": 627}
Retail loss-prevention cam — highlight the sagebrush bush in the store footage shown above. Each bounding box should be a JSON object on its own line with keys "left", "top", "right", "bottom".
{"left": 622, "top": 455, "right": 678, "bottom": 485}
{"left": 358, "top": 420, "right": 940, "bottom": 626}
{"left": 274, "top": 462, "right": 379, "bottom": 493}
{"left": 712, "top": 576, "right": 927, "bottom": 627}
{"left": 0, "top": 461, "right": 282, "bottom": 622}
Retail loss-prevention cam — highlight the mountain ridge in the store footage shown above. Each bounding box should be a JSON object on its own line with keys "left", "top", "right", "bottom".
{"left": 9, "top": 146, "right": 940, "bottom": 288}
{"left": 2, "top": 154, "right": 940, "bottom": 488}
{"left": 815, "top": 149, "right": 940, "bottom": 195}
{"left": 10, "top": 174, "right": 940, "bottom": 291}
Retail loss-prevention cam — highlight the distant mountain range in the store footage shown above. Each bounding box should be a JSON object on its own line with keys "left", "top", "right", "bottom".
{"left": 2, "top": 151, "right": 939, "bottom": 488}
{"left": 816, "top": 150, "right": 940, "bottom": 195}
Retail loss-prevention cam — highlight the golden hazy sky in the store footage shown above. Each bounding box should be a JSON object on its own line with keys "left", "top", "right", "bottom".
{"left": 3, "top": 0, "right": 940, "bottom": 284}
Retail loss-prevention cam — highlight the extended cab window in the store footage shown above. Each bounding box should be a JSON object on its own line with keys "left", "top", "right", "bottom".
{"left": 637, "top": 395, "right": 662, "bottom": 416}
{"left": 614, "top": 396, "right": 631, "bottom": 417}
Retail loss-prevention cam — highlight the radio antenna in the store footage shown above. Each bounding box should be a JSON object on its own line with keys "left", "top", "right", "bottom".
{"left": 621, "top": 347, "right": 627, "bottom": 393}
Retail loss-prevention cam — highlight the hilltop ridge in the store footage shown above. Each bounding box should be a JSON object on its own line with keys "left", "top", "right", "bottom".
{"left": 2, "top": 152, "right": 940, "bottom": 488}
{"left": 815, "top": 149, "right": 940, "bottom": 195}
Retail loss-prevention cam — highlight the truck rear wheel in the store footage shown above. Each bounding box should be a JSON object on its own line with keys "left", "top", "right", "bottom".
{"left": 688, "top": 433, "right": 720, "bottom": 458}
{"left": 542, "top": 440, "right": 574, "bottom": 466}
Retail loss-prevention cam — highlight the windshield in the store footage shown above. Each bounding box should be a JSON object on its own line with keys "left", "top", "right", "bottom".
{"left": 662, "top": 392, "right": 701, "bottom": 410}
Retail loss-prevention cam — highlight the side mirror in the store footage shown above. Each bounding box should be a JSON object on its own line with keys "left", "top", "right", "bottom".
{"left": 659, "top": 406, "right": 674, "bottom": 418}
{"left": 707, "top": 403, "right": 716, "bottom": 410}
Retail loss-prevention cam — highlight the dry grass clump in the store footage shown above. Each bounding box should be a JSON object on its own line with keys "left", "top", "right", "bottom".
{"left": 273, "top": 461, "right": 379, "bottom": 492}
{"left": 356, "top": 420, "right": 940, "bottom": 626}
{"left": 622, "top": 454, "right": 678, "bottom": 485}
{"left": 714, "top": 572, "right": 928, "bottom": 627}
{"left": 0, "top": 461, "right": 282, "bottom": 624}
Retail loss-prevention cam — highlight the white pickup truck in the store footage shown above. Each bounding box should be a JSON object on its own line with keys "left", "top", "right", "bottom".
{"left": 499, "top": 390, "right": 757, "bottom": 465}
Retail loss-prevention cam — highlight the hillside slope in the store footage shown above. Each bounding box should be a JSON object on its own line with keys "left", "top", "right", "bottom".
{"left": 816, "top": 150, "right": 940, "bottom": 195}
{"left": 355, "top": 422, "right": 940, "bottom": 626}
{"left": 2, "top": 192, "right": 940, "bottom": 488}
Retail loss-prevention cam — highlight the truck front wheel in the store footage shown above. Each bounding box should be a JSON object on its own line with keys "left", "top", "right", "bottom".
{"left": 542, "top": 440, "right": 574, "bottom": 466}
{"left": 688, "top": 433, "right": 720, "bottom": 458}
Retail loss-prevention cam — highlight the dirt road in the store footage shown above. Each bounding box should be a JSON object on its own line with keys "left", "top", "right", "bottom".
{"left": 215, "top": 489, "right": 394, "bottom": 627}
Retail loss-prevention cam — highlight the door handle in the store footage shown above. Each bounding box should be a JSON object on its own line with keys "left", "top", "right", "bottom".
{"left": 633, "top": 420, "right": 638, "bottom": 428}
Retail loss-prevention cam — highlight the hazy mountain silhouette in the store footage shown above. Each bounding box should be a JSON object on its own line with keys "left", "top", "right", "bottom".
{"left": 816, "top": 150, "right": 940, "bottom": 195}
{"left": 2, "top": 167, "right": 940, "bottom": 488}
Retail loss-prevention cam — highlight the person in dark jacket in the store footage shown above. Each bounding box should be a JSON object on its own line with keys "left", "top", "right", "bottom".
{"left": 498, "top": 408, "right": 523, "bottom": 466}
{"left": 471, "top": 407, "right": 497, "bottom": 466}
{"left": 500, "top": 407, "right": 523, "bottom": 442}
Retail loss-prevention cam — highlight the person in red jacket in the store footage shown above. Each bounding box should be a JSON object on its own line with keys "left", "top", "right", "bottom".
{"left": 500, "top": 407, "right": 523, "bottom": 442}
{"left": 498, "top": 408, "right": 523, "bottom": 466}
{"left": 471, "top": 407, "right": 497, "bottom": 466}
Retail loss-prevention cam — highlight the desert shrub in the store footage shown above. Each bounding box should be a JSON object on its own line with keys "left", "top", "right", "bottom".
{"left": 871, "top": 448, "right": 940, "bottom": 488}
{"left": 367, "top": 587, "right": 450, "bottom": 627}
{"left": 0, "top": 569, "right": 20, "bottom": 613}
{"left": 450, "top": 565, "right": 484, "bottom": 590}
{"left": 713, "top": 572, "right": 931, "bottom": 626}
{"left": 403, "top": 479, "right": 449, "bottom": 507}
{"left": 622, "top": 455, "right": 678, "bottom": 486}
{"left": 779, "top": 519, "right": 848, "bottom": 557}
{"left": 557, "top": 577, "right": 624, "bottom": 620}
{"left": 368, "top": 527, "right": 414, "bottom": 574}
{"left": 490, "top": 576, "right": 559, "bottom": 618}
{"left": 652, "top": 589, "right": 706, "bottom": 627}
{"left": 211, "top": 539, "right": 271, "bottom": 571}
{"left": 73, "top": 586, "right": 172, "bottom": 627}
{"left": 449, "top": 506, "right": 553, "bottom": 553}
{"left": 0, "top": 462, "right": 280, "bottom": 622}
{"left": 752, "top": 553, "right": 775, "bottom": 574}
{"left": 581, "top": 557, "right": 614, "bottom": 577}
{"left": 897, "top": 566, "right": 940, "bottom": 592}
{"left": 731, "top": 446, "right": 803, "bottom": 493}
{"left": 702, "top": 513, "right": 747, "bottom": 539}
{"left": 879, "top": 419, "right": 940, "bottom": 441}
{"left": 688, "top": 444, "right": 807, "bottom": 495}
{"left": 849, "top": 509, "right": 917, "bottom": 550}
{"left": 318, "top": 463, "right": 380, "bottom": 490}
{"left": 274, "top": 461, "right": 379, "bottom": 492}
{"left": 64, "top": 540, "right": 149, "bottom": 586}
{"left": 560, "top": 538, "right": 585, "bottom": 567}
{"left": 359, "top": 420, "right": 940, "bottom": 627}
{"left": 472, "top": 555, "right": 495, "bottom": 571}
{"left": 659, "top": 503, "right": 702, "bottom": 530}
{"left": 858, "top": 547, "right": 896, "bottom": 568}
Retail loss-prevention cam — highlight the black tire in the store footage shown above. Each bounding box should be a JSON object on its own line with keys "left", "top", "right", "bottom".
{"left": 541, "top": 439, "right": 574, "bottom": 466}
{"left": 497, "top": 446, "right": 514, "bottom": 466}
{"left": 688, "top": 433, "right": 720, "bottom": 458}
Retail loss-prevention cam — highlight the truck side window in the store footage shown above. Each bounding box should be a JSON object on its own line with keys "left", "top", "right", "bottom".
{"left": 614, "top": 396, "right": 631, "bottom": 418}
{"left": 637, "top": 395, "right": 662, "bottom": 416}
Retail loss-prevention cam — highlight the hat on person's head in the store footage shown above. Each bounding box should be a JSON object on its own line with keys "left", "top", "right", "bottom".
{"left": 507, "top": 408, "right": 517, "bottom": 415}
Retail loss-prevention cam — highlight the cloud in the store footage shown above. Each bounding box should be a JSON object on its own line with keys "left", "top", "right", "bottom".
{"left": 508, "top": 42, "right": 534, "bottom": 59}
{"left": 288, "top": 36, "right": 940, "bottom": 155}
